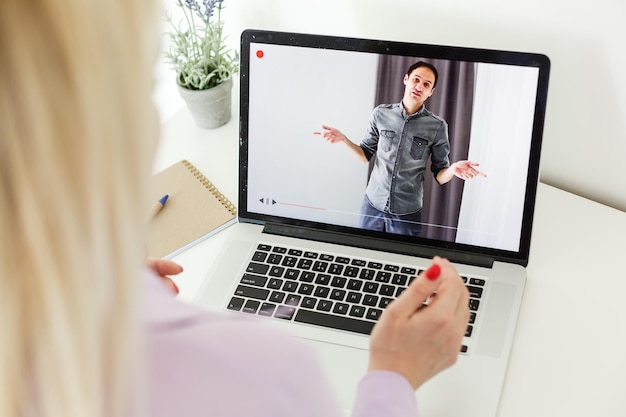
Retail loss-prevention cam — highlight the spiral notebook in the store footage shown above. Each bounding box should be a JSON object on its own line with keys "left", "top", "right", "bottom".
{"left": 147, "top": 160, "right": 237, "bottom": 258}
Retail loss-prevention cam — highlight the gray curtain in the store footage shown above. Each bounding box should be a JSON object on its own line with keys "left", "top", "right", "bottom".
{"left": 373, "top": 56, "right": 475, "bottom": 241}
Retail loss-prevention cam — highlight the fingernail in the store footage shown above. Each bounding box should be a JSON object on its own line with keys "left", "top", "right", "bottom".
{"left": 425, "top": 263, "right": 441, "bottom": 280}
{"left": 171, "top": 280, "right": 179, "bottom": 294}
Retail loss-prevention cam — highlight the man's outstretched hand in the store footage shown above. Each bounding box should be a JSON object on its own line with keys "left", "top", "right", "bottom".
{"left": 452, "top": 161, "right": 487, "bottom": 180}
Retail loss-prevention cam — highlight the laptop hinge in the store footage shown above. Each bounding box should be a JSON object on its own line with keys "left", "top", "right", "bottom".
{"left": 263, "top": 223, "right": 495, "bottom": 269}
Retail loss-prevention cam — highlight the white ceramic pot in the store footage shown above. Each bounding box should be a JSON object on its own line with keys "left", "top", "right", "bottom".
{"left": 177, "top": 77, "right": 233, "bottom": 129}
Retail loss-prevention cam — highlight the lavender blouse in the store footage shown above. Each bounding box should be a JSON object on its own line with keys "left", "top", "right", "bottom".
{"left": 143, "top": 272, "right": 419, "bottom": 417}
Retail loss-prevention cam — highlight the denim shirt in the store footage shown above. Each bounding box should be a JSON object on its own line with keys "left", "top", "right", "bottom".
{"left": 360, "top": 103, "right": 450, "bottom": 215}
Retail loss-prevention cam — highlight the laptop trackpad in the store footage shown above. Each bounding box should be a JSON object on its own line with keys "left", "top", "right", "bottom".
{"left": 476, "top": 282, "right": 516, "bottom": 358}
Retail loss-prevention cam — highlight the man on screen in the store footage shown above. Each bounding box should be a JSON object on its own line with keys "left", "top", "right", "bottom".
{"left": 315, "top": 61, "right": 485, "bottom": 236}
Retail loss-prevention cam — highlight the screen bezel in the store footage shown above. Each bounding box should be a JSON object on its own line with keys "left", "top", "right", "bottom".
{"left": 238, "top": 29, "right": 550, "bottom": 266}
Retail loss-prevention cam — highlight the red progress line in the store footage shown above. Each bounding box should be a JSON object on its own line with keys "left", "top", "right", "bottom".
{"left": 278, "top": 202, "right": 326, "bottom": 211}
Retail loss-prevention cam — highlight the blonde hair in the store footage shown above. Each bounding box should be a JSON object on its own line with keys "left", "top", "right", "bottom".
{"left": 0, "top": 1, "right": 158, "bottom": 416}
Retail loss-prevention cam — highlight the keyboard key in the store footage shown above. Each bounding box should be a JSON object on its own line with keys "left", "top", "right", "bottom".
{"left": 299, "top": 271, "right": 316, "bottom": 282}
{"left": 251, "top": 251, "right": 268, "bottom": 262}
{"left": 285, "top": 294, "right": 301, "bottom": 306}
{"left": 257, "top": 244, "right": 271, "bottom": 251}
{"left": 363, "top": 282, "right": 379, "bottom": 293}
{"left": 304, "top": 251, "right": 319, "bottom": 259}
{"left": 246, "top": 262, "right": 269, "bottom": 275}
{"left": 368, "top": 261, "right": 382, "bottom": 269}
{"left": 343, "top": 266, "right": 360, "bottom": 277}
{"left": 469, "top": 278, "right": 486, "bottom": 286}
{"left": 288, "top": 248, "right": 303, "bottom": 256}
{"left": 335, "top": 256, "right": 350, "bottom": 264}
{"left": 349, "top": 305, "right": 365, "bottom": 318}
{"left": 379, "top": 297, "right": 393, "bottom": 309}
{"left": 268, "top": 266, "right": 285, "bottom": 277}
{"left": 465, "top": 325, "right": 474, "bottom": 337}
{"left": 295, "top": 310, "right": 374, "bottom": 335}
{"left": 297, "top": 258, "right": 313, "bottom": 270}
{"left": 316, "top": 300, "right": 333, "bottom": 312}
{"left": 375, "top": 271, "right": 391, "bottom": 283}
{"left": 272, "top": 246, "right": 287, "bottom": 254}
{"left": 360, "top": 269, "right": 376, "bottom": 280}
{"left": 312, "top": 261, "right": 329, "bottom": 272}
{"left": 267, "top": 278, "right": 283, "bottom": 289}
{"left": 467, "top": 285, "right": 483, "bottom": 299}
{"left": 469, "top": 299, "right": 480, "bottom": 311}
{"left": 351, "top": 259, "right": 366, "bottom": 267}
{"left": 284, "top": 269, "right": 300, "bottom": 280}
{"left": 267, "top": 253, "right": 283, "bottom": 264}
{"left": 274, "top": 305, "right": 296, "bottom": 320}
{"left": 240, "top": 274, "right": 268, "bottom": 287}
{"left": 379, "top": 284, "right": 395, "bottom": 297}
{"left": 281, "top": 256, "right": 298, "bottom": 267}
{"left": 401, "top": 266, "right": 417, "bottom": 275}
{"left": 346, "top": 291, "right": 362, "bottom": 304}
{"left": 227, "top": 296, "right": 245, "bottom": 311}
{"left": 330, "top": 289, "right": 346, "bottom": 301}
{"left": 315, "top": 274, "right": 331, "bottom": 285}
{"left": 329, "top": 263, "right": 344, "bottom": 275}
{"left": 384, "top": 264, "right": 399, "bottom": 272}
{"left": 235, "top": 285, "right": 269, "bottom": 301}
{"left": 362, "top": 294, "right": 379, "bottom": 306}
{"left": 269, "top": 291, "right": 285, "bottom": 303}
{"left": 330, "top": 276, "right": 347, "bottom": 288}
{"left": 391, "top": 273, "right": 408, "bottom": 286}
{"left": 333, "top": 302, "right": 349, "bottom": 315}
{"left": 347, "top": 279, "right": 362, "bottom": 291}
{"left": 242, "top": 299, "right": 260, "bottom": 314}
{"left": 301, "top": 297, "right": 317, "bottom": 309}
{"left": 282, "top": 281, "right": 298, "bottom": 292}
{"left": 313, "top": 286, "right": 330, "bottom": 298}
{"left": 469, "top": 312, "right": 476, "bottom": 324}
{"left": 258, "top": 302, "right": 276, "bottom": 316}
{"left": 297, "top": 283, "right": 314, "bottom": 295}
{"left": 320, "top": 254, "right": 334, "bottom": 261}
{"left": 366, "top": 308, "right": 383, "bottom": 321}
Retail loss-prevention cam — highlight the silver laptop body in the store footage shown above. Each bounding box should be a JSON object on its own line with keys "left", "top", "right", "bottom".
{"left": 198, "top": 29, "right": 550, "bottom": 417}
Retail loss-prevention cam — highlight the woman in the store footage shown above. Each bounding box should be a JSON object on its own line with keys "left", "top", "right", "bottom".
{"left": 0, "top": 1, "right": 469, "bottom": 417}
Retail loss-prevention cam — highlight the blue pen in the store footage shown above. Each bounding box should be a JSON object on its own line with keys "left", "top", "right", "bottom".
{"left": 149, "top": 194, "right": 169, "bottom": 219}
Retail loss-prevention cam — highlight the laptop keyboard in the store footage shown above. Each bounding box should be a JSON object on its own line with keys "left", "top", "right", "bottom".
{"left": 227, "top": 243, "right": 485, "bottom": 354}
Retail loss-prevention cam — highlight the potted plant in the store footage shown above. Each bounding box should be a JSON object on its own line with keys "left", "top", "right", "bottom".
{"left": 165, "top": 0, "right": 239, "bottom": 129}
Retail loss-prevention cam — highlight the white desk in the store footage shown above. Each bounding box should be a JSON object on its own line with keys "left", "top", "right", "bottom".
{"left": 155, "top": 87, "right": 626, "bottom": 416}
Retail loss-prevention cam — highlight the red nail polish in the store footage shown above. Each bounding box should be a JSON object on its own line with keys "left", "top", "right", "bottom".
{"left": 171, "top": 281, "right": 179, "bottom": 294}
{"left": 425, "top": 264, "right": 441, "bottom": 280}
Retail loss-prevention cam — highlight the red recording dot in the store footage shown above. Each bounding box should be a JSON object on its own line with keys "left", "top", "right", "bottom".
{"left": 256, "top": 50, "right": 264, "bottom": 58}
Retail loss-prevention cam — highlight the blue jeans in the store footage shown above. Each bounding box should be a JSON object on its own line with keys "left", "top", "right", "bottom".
{"left": 358, "top": 197, "right": 422, "bottom": 237}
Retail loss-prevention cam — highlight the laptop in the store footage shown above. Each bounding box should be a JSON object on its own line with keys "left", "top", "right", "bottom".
{"left": 197, "top": 29, "right": 550, "bottom": 416}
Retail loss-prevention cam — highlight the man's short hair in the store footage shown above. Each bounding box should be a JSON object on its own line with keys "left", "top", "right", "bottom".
{"left": 406, "top": 61, "right": 439, "bottom": 88}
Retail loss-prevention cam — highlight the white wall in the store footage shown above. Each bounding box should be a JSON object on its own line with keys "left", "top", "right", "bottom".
{"left": 159, "top": 0, "right": 626, "bottom": 211}
{"left": 245, "top": 44, "right": 377, "bottom": 227}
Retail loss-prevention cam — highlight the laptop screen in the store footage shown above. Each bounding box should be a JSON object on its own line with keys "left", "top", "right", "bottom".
{"left": 239, "top": 29, "right": 550, "bottom": 266}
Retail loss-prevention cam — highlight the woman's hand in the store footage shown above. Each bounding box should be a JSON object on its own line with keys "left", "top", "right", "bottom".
{"left": 368, "top": 256, "right": 470, "bottom": 390}
{"left": 146, "top": 258, "right": 184, "bottom": 295}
